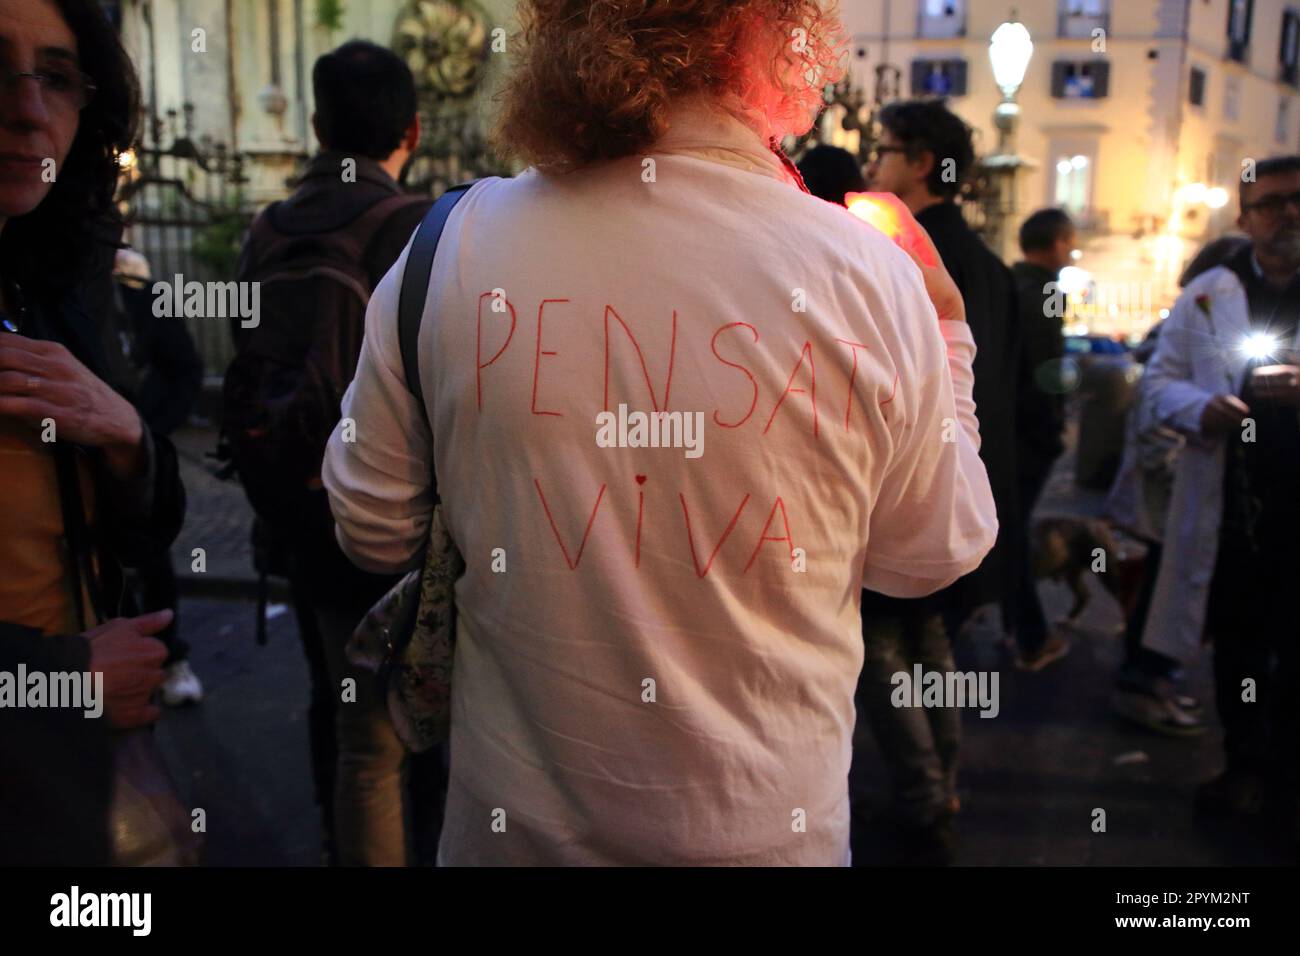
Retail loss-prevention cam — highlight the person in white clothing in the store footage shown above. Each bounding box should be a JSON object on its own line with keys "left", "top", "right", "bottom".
{"left": 1137, "top": 155, "right": 1300, "bottom": 833}
{"left": 323, "top": 0, "right": 997, "bottom": 865}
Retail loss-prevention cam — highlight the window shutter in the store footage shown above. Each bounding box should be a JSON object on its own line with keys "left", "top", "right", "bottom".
{"left": 952, "top": 59, "right": 969, "bottom": 96}
{"left": 1051, "top": 61, "right": 1069, "bottom": 97}
{"left": 911, "top": 60, "right": 930, "bottom": 96}
{"left": 1092, "top": 61, "right": 1110, "bottom": 97}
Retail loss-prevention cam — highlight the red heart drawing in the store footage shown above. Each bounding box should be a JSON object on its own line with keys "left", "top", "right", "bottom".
{"left": 635, "top": 475, "right": 647, "bottom": 485}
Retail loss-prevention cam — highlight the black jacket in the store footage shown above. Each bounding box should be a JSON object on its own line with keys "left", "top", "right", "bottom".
{"left": 237, "top": 152, "right": 432, "bottom": 293}
{"left": 863, "top": 201, "right": 1024, "bottom": 619}
{"left": 0, "top": 274, "right": 187, "bottom": 866}
{"left": 1011, "top": 260, "right": 1068, "bottom": 470}
{"left": 104, "top": 279, "right": 204, "bottom": 438}
{"left": 234, "top": 153, "right": 432, "bottom": 614}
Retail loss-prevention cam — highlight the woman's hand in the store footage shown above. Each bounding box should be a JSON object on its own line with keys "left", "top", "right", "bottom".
{"left": 85, "top": 611, "right": 172, "bottom": 729}
{"left": 847, "top": 191, "right": 966, "bottom": 325}
{"left": 0, "top": 334, "right": 146, "bottom": 478}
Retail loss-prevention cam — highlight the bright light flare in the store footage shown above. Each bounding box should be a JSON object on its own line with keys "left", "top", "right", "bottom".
{"left": 1058, "top": 266, "right": 1092, "bottom": 297}
{"left": 1240, "top": 331, "right": 1280, "bottom": 361}
{"left": 846, "top": 193, "right": 904, "bottom": 240}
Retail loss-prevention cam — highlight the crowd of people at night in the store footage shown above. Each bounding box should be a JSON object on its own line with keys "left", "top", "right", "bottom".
{"left": 1, "top": 0, "right": 1297, "bottom": 867}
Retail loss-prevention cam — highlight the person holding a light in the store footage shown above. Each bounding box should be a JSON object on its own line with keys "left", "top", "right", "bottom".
{"left": 1139, "top": 156, "right": 1300, "bottom": 839}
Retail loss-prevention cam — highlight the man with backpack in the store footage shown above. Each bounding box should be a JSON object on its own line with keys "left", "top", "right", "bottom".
{"left": 226, "top": 40, "right": 434, "bottom": 866}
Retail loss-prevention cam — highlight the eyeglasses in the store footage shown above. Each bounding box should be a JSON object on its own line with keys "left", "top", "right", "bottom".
{"left": 1, "top": 69, "right": 98, "bottom": 112}
{"left": 1243, "top": 189, "right": 1300, "bottom": 218}
{"left": 867, "top": 145, "right": 908, "bottom": 165}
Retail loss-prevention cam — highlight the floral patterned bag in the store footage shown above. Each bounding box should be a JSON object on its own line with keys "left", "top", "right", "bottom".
{"left": 347, "top": 504, "right": 464, "bottom": 751}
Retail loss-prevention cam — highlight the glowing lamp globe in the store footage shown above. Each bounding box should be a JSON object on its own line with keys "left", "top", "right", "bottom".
{"left": 990, "top": 21, "right": 1034, "bottom": 97}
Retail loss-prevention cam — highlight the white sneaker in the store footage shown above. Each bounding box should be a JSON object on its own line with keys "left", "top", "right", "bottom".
{"left": 161, "top": 660, "right": 204, "bottom": 706}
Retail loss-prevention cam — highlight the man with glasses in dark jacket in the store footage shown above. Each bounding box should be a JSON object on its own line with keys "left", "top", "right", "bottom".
{"left": 857, "top": 98, "right": 1031, "bottom": 863}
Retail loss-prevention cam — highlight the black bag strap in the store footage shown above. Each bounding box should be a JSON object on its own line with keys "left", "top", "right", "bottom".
{"left": 397, "top": 182, "right": 474, "bottom": 426}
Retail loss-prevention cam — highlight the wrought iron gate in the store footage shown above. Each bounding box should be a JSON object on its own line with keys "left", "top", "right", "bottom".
{"left": 118, "top": 105, "right": 254, "bottom": 379}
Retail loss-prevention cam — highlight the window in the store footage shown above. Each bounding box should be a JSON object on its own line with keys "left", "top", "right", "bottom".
{"left": 1282, "top": 9, "right": 1300, "bottom": 86}
{"left": 1224, "top": 74, "right": 1242, "bottom": 120}
{"left": 1053, "top": 153, "right": 1094, "bottom": 217}
{"left": 919, "top": 0, "right": 966, "bottom": 39}
{"left": 909, "top": 59, "right": 969, "bottom": 97}
{"left": 1051, "top": 60, "right": 1111, "bottom": 98}
{"left": 1277, "top": 96, "right": 1292, "bottom": 144}
{"left": 1189, "top": 66, "right": 1207, "bottom": 107}
{"left": 1227, "top": 0, "right": 1254, "bottom": 63}
{"left": 1059, "top": 0, "right": 1110, "bottom": 39}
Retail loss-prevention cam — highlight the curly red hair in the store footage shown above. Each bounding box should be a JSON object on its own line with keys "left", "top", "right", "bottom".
{"left": 494, "top": 0, "right": 846, "bottom": 172}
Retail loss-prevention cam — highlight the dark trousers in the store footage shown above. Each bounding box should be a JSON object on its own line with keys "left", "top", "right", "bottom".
{"left": 1006, "top": 457, "right": 1054, "bottom": 655}
{"left": 1119, "top": 541, "right": 1179, "bottom": 679}
{"left": 288, "top": 571, "right": 339, "bottom": 860}
{"left": 1205, "top": 538, "right": 1300, "bottom": 786}
{"left": 287, "top": 568, "right": 449, "bottom": 865}
{"left": 859, "top": 605, "right": 959, "bottom": 824}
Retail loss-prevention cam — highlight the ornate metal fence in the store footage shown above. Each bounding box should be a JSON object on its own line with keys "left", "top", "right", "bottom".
{"left": 118, "top": 105, "right": 255, "bottom": 379}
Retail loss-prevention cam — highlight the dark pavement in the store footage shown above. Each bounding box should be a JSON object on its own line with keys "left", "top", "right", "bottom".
{"left": 153, "top": 421, "right": 1295, "bottom": 866}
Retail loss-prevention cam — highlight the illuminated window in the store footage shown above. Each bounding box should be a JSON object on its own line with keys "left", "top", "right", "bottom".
{"left": 1054, "top": 153, "right": 1093, "bottom": 218}
{"left": 919, "top": 0, "right": 966, "bottom": 39}
{"left": 1059, "top": 0, "right": 1110, "bottom": 39}
{"left": 1051, "top": 61, "right": 1110, "bottom": 98}
{"left": 910, "top": 59, "right": 969, "bottom": 96}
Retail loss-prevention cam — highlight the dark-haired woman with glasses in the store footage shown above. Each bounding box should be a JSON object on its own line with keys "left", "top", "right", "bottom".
{"left": 0, "top": 0, "right": 187, "bottom": 865}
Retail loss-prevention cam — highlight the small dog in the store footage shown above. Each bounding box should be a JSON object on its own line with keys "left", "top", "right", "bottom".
{"left": 1030, "top": 515, "right": 1144, "bottom": 625}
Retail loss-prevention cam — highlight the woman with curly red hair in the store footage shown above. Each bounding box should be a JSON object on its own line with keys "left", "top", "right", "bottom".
{"left": 325, "top": 0, "right": 996, "bottom": 865}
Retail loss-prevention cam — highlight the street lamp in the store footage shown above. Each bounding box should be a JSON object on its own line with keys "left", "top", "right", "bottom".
{"left": 990, "top": 19, "right": 1034, "bottom": 152}
{"left": 982, "top": 15, "right": 1035, "bottom": 260}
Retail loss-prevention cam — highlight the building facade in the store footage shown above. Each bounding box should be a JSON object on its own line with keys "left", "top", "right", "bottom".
{"left": 107, "top": 1, "right": 1298, "bottom": 339}
{"left": 110, "top": 0, "right": 516, "bottom": 199}
{"left": 838, "top": 0, "right": 1300, "bottom": 336}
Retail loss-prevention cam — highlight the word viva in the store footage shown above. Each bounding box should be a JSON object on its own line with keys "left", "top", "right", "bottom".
{"left": 596, "top": 404, "right": 705, "bottom": 459}
{"left": 534, "top": 477, "right": 800, "bottom": 576}
{"left": 152, "top": 274, "right": 260, "bottom": 328}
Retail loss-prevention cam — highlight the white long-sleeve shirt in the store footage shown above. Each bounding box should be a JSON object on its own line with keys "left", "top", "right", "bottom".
{"left": 323, "top": 107, "right": 997, "bottom": 865}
